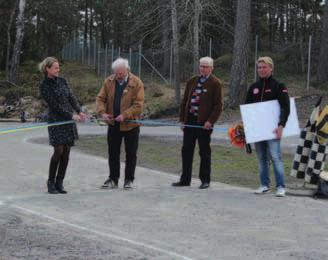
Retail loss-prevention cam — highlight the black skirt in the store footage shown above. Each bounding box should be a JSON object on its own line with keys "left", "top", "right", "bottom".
{"left": 48, "top": 122, "right": 78, "bottom": 146}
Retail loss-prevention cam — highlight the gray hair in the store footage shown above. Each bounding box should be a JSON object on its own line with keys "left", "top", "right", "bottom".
{"left": 199, "top": 57, "right": 214, "bottom": 67}
{"left": 39, "top": 57, "right": 59, "bottom": 75}
{"left": 112, "top": 57, "right": 130, "bottom": 71}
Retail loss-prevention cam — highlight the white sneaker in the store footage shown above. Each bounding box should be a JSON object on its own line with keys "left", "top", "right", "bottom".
{"left": 276, "top": 187, "right": 286, "bottom": 197}
{"left": 254, "top": 186, "right": 270, "bottom": 194}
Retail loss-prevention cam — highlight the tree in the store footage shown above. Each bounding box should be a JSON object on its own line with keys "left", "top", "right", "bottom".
{"left": 171, "top": 0, "right": 181, "bottom": 104}
{"left": 5, "top": 1, "right": 17, "bottom": 80}
{"left": 192, "top": 0, "right": 201, "bottom": 74}
{"left": 317, "top": 2, "right": 328, "bottom": 83}
{"left": 228, "top": 0, "right": 251, "bottom": 108}
{"left": 9, "top": 0, "right": 26, "bottom": 84}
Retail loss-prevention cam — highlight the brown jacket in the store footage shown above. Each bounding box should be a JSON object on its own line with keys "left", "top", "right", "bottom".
{"left": 96, "top": 72, "right": 144, "bottom": 131}
{"left": 180, "top": 74, "right": 224, "bottom": 125}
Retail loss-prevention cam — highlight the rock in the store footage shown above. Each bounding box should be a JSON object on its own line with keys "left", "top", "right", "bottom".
{"left": 0, "top": 105, "right": 5, "bottom": 114}
{"left": 0, "top": 96, "right": 5, "bottom": 105}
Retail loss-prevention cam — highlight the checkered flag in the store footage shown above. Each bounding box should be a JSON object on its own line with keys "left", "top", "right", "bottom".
{"left": 290, "top": 130, "right": 315, "bottom": 178}
{"left": 290, "top": 97, "right": 322, "bottom": 180}
{"left": 305, "top": 137, "right": 328, "bottom": 184}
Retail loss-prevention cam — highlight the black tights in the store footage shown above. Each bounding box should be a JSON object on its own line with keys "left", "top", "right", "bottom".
{"left": 48, "top": 145, "right": 71, "bottom": 182}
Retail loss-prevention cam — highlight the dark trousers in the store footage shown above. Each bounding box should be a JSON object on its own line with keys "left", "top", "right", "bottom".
{"left": 107, "top": 125, "right": 140, "bottom": 183}
{"left": 180, "top": 127, "right": 212, "bottom": 184}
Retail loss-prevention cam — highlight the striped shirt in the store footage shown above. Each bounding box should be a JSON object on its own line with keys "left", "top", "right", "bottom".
{"left": 189, "top": 76, "right": 208, "bottom": 116}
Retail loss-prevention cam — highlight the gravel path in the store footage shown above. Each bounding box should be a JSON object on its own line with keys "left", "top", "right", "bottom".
{"left": 0, "top": 122, "right": 327, "bottom": 260}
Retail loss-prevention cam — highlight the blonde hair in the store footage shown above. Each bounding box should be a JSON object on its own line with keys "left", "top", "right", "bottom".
{"left": 39, "top": 57, "right": 59, "bottom": 75}
{"left": 257, "top": 56, "right": 274, "bottom": 70}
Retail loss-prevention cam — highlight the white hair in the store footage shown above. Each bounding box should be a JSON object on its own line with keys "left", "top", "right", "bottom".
{"left": 112, "top": 57, "right": 130, "bottom": 71}
{"left": 199, "top": 57, "right": 214, "bottom": 67}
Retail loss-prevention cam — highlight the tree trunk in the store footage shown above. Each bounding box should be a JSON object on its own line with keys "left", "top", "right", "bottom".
{"left": 162, "top": 15, "right": 170, "bottom": 76}
{"left": 84, "top": 0, "right": 88, "bottom": 47}
{"left": 171, "top": 0, "right": 180, "bottom": 104}
{"left": 5, "top": 1, "right": 17, "bottom": 80}
{"left": 9, "top": 0, "right": 26, "bottom": 84}
{"left": 317, "top": 2, "right": 328, "bottom": 83}
{"left": 228, "top": 0, "right": 251, "bottom": 108}
{"left": 193, "top": 0, "right": 201, "bottom": 74}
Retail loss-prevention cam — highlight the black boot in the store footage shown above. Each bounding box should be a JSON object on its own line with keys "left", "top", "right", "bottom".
{"left": 47, "top": 180, "right": 58, "bottom": 194}
{"left": 55, "top": 179, "right": 67, "bottom": 194}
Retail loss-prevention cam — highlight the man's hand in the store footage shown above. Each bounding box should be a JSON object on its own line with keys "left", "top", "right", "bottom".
{"left": 115, "top": 114, "right": 125, "bottom": 122}
{"left": 102, "top": 113, "right": 113, "bottom": 123}
{"left": 273, "top": 125, "right": 284, "bottom": 139}
{"left": 203, "top": 121, "right": 212, "bottom": 130}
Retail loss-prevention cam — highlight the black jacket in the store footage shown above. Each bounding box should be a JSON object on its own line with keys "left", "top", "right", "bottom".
{"left": 245, "top": 76, "right": 290, "bottom": 127}
{"left": 40, "top": 76, "right": 81, "bottom": 122}
{"left": 40, "top": 76, "right": 81, "bottom": 146}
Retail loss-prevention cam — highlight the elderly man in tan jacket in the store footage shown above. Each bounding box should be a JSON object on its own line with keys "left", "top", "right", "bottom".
{"left": 96, "top": 58, "right": 144, "bottom": 189}
{"left": 172, "top": 57, "right": 224, "bottom": 189}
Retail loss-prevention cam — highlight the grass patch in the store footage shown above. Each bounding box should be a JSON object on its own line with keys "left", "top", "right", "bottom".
{"left": 75, "top": 135, "right": 308, "bottom": 189}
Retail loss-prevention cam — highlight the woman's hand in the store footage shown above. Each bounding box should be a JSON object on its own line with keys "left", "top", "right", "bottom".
{"left": 78, "top": 112, "right": 87, "bottom": 122}
{"left": 72, "top": 114, "right": 81, "bottom": 121}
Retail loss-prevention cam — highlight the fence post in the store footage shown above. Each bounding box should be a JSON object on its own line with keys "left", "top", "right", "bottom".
{"left": 306, "top": 35, "right": 312, "bottom": 91}
{"left": 97, "top": 42, "right": 101, "bottom": 75}
{"left": 129, "top": 48, "right": 132, "bottom": 67}
{"left": 93, "top": 39, "right": 97, "bottom": 69}
{"left": 82, "top": 42, "right": 84, "bottom": 64}
{"left": 105, "top": 44, "right": 108, "bottom": 78}
{"left": 111, "top": 44, "right": 114, "bottom": 65}
{"left": 254, "top": 34, "right": 258, "bottom": 82}
{"left": 88, "top": 40, "right": 91, "bottom": 66}
{"left": 118, "top": 46, "right": 121, "bottom": 58}
{"left": 170, "top": 41, "right": 173, "bottom": 84}
{"left": 138, "top": 44, "right": 142, "bottom": 78}
{"left": 209, "top": 37, "right": 212, "bottom": 57}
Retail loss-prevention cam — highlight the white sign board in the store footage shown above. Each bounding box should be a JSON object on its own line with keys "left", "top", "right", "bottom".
{"left": 240, "top": 98, "right": 300, "bottom": 143}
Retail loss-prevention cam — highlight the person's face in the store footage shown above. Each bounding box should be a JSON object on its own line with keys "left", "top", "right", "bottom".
{"left": 46, "top": 62, "right": 60, "bottom": 78}
{"left": 199, "top": 64, "right": 213, "bottom": 77}
{"left": 257, "top": 62, "right": 272, "bottom": 79}
{"left": 114, "top": 67, "right": 128, "bottom": 81}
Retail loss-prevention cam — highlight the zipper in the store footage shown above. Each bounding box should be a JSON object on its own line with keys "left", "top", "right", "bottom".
{"left": 260, "top": 79, "right": 265, "bottom": 102}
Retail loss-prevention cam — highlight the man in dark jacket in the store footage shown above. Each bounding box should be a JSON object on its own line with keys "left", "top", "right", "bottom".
{"left": 172, "top": 57, "right": 224, "bottom": 189}
{"left": 245, "top": 56, "right": 290, "bottom": 197}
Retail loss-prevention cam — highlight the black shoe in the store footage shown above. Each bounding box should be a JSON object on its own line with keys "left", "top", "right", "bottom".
{"left": 101, "top": 178, "right": 118, "bottom": 189}
{"left": 199, "top": 182, "right": 210, "bottom": 189}
{"left": 172, "top": 181, "right": 190, "bottom": 187}
{"left": 47, "top": 180, "right": 58, "bottom": 194}
{"left": 55, "top": 180, "right": 67, "bottom": 194}
{"left": 123, "top": 180, "right": 133, "bottom": 189}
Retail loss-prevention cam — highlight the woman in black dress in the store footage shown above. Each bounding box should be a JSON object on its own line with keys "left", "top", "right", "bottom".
{"left": 39, "top": 57, "right": 86, "bottom": 194}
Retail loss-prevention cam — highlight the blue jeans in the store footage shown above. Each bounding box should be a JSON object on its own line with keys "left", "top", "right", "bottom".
{"left": 254, "top": 139, "right": 285, "bottom": 188}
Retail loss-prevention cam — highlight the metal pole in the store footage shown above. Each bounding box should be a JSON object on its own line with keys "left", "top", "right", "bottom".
{"left": 170, "top": 41, "right": 173, "bottom": 84}
{"left": 138, "top": 44, "right": 142, "bottom": 78}
{"left": 129, "top": 48, "right": 132, "bottom": 67}
{"left": 81, "top": 42, "right": 85, "bottom": 64}
{"left": 140, "top": 53, "right": 169, "bottom": 84}
{"left": 306, "top": 35, "right": 312, "bottom": 91}
{"left": 97, "top": 43, "right": 101, "bottom": 75}
{"left": 209, "top": 37, "right": 212, "bottom": 57}
{"left": 118, "top": 46, "right": 121, "bottom": 58}
{"left": 111, "top": 44, "right": 114, "bottom": 65}
{"left": 105, "top": 44, "right": 108, "bottom": 78}
{"left": 254, "top": 34, "right": 258, "bottom": 82}
{"left": 88, "top": 40, "right": 91, "bottom": 66}
{"left": 93, "top": 39, "right": 97, "bottom": 69}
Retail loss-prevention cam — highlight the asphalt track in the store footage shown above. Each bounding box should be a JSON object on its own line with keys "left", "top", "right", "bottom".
{"left": 0, "top": 122, "right": 327, "bottom": 260}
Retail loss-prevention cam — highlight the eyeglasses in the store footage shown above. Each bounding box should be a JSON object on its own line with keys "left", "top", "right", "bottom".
{"left": 199, "top": 65, "right": 211, "bottom": 68}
